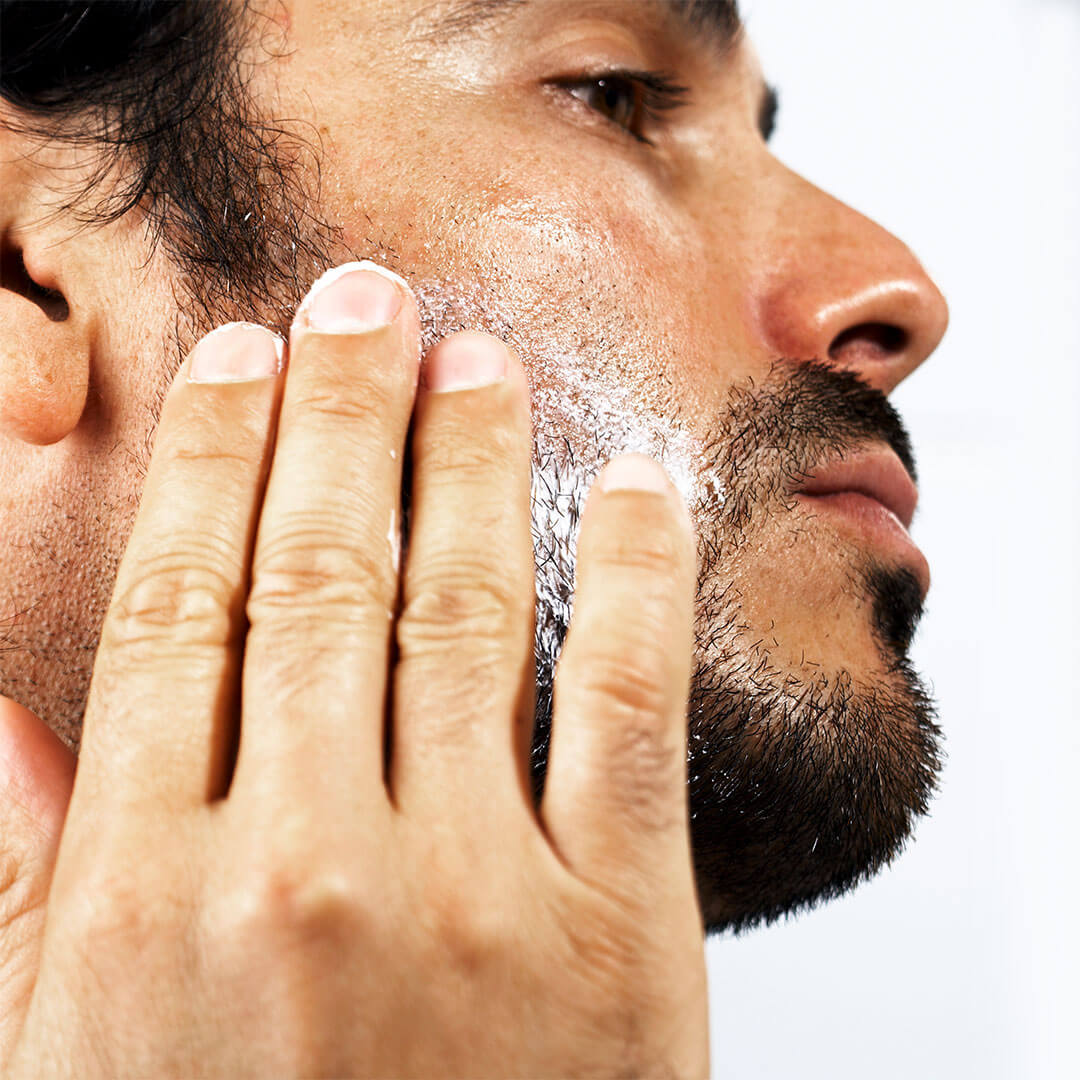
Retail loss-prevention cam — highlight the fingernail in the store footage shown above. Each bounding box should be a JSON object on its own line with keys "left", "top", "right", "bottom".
{"left": 422, "top": 330, "right": 507, "bottom": 392}
{"left": 297, "top": 260, "right": 405, "bottom": 334}
{"left": 598, "top": 454, "right": 670, "bottom": 494}
{"left": 188, "top": 323, "right": 285, "bottom": 383}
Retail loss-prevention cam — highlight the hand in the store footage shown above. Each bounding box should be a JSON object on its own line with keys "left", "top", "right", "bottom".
{"left": 4, "top": 262, "right": 707, "bottom": 1078}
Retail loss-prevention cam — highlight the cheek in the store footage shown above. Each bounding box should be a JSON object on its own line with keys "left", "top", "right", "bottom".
{"left": 321, "top": 93, "right": 730, "bottom": 368}
{"left": 459, "top": 189, "right": 760, "bottom": 468}
{"left": 483, "top": 187, "right": 694, "bottom": 309}
{"left": 327, "top": 140, "right": 752, "bottom": 457}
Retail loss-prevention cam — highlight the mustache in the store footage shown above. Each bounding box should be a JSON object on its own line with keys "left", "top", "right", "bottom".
{"left": 785, "top": 360, "right": 916, "bottom": 481}
{"left": 697, "top": 360, "right": 917, "bottom": 532}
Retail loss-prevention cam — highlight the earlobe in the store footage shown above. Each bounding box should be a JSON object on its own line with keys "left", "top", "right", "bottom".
{"left": 0, "top": 235, "right": 90, "bottom": 446}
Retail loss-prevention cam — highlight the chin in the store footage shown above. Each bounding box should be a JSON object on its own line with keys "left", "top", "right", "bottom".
{"left": 683, "top": 562, "right": 941, "bottom": 935}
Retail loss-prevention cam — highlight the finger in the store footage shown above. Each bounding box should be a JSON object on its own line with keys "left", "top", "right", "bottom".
{"left": 541, "top": 454, "right": 698, "bottom": 905}
{"left": 0, "top": 698, "right": 75, "bottom": 1068}
{"left": 73, "top": 323, "right": 284, "bottom": 816}
{"left": 232, "top": 263, "right": 419, "bottom": 806}
{"left": 0, "top": 697, "right": 74, "bottom": 829}
{"left": 391, "top": 332, "right": 536, "bottom": 819}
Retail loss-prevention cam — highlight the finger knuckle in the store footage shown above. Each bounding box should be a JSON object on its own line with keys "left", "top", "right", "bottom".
{"left": 291, "top": 378, "right": 399, "bottom": 430}
{"left": 607, "top": 692, "right": 676, "bottom": 769}
{"left": 573, "top": 633, "right": 674, "bottom": 722}
{"left": 249, "top": 515, "right": 394, "bottom": 623}
{"left": 592, "top": 526, "right": 685, "bottom": 580}
{"left": 398, "top": 557, "right": 523, "bottom": 646}
{"left": 265, "top": 866, "right": 355, "bottom": 936}
{"left": 606, "top": 723, "right": 683, "bottom": 827}
{"left": 165, "top": 442, "right": 262, "bottom": 471}
{"left": 207, "top": 853, "right": 378, "bottom": 1075}
{"left": 69, "top": 865, "right": 182, "bottom": 962}
{"left": 422, "top": 424, "right": 517, "bottom": 484}
{"left": 104, "top": 551, "right": 239, "bottom": 651}
{"left": 227, "top": 859, "right": 373, "bottom": 950}
{"left": 424, "top": 878, "right": 514, "bottom": 977}
{"left": 564, "top": 651, "right": 683, "bottom": 819}
{"left": 156, "top": 410, "right": 258, "bottom": 469}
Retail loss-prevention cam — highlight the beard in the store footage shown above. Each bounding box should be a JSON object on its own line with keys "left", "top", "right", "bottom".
{"left": 528, "top": 368, "right": 940, "bottom": 934}
{"left": 0, "top": 242, "right": 941, "bottom": 936}
{"left": 395, "top": 285, "right": 942, "bottom": 935}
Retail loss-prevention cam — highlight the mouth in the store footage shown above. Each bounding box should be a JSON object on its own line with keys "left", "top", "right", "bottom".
{"left": 794, "top": 447, "right": 930, "bottom": 594}
{"left": 797, "top": 448, "right": 918, "bottom": 529}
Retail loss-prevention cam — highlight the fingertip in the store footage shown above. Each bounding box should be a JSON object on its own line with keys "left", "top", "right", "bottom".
{"left": 293, "top": 261, "right": 421, "bottom": 343}
{"left": 421, "top": 330, "right": 509, "bottom": 392}
{"left": 593, "top": 454, "right": 695, "bottom": 537}
{"left": 597, "top": 453, "right": 670, "bottom": 495}
{"left": 186, "top": 322, "right": 286, "bottom": 384}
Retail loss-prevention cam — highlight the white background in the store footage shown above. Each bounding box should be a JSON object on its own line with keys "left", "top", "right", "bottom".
{"left": 706, "top": 2, "right": 1079, "bottom": 1077}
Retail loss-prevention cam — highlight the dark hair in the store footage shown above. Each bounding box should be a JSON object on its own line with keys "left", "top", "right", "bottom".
{"left": 0, "top": 0, "right": 333, "bottom": 328}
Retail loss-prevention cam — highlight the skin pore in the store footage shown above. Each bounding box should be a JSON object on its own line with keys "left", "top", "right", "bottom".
{"left": 0, "top": 0, "right": 949, "bottom": 932}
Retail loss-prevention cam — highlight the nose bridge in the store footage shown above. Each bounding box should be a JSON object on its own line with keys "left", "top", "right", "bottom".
{"left": 749, "top": 162, "right": 949, "bottom": 395}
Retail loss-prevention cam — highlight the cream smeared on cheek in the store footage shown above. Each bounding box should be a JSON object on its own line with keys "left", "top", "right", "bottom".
{"left": 407, "top": 274, "right": 725, "bottom": 662}
{"left": 411, "top": 275, "right": 725, "bottom": 519}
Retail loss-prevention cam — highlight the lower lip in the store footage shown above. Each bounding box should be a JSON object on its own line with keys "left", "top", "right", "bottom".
{"left": 795, "top": 492, "right": 931, "bottom": 595}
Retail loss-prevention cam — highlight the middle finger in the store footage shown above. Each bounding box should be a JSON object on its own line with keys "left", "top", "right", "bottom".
{"left": 391, "top": 332, "right": 537, "bottom": 821}
{"left": 231, "top": 262, "right": 419, "bottom": 805}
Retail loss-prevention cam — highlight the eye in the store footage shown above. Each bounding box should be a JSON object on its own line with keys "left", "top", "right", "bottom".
{"left": 565, "top": 77, "right": 641, "bottom": 134}
{"left": 557, "top": 70, "right": 689, "bottom": 145}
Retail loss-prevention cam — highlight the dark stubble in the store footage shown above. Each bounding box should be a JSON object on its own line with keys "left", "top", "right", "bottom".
{"left": 481, "top": 356, "right": 942, "bottom": 934}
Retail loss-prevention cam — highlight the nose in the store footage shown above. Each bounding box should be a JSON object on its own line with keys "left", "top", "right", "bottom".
{"left": 754, "top": 170, "right": 949, "bottom": 396}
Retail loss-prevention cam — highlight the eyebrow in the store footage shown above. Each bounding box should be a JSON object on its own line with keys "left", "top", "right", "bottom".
{"left": 419, "top": 0, "right": 779, "bottom": 140}
{"left": 669, "top": 0, "right": 743, "bottom": 53}
{"left": 669, "top": 0, "right": 781, "bottom": 140}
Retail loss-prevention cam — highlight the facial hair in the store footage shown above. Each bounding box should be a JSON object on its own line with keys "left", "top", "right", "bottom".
{"left": 145, "top": 279, "right": 952, "bottom": 936}
{"left": 396, "top": 284, "right": 942, "bottom": 935}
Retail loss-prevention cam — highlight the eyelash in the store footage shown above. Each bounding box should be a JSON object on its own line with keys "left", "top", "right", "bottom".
{"left": 554, "top": 69, "right": 690, "bottom": 146}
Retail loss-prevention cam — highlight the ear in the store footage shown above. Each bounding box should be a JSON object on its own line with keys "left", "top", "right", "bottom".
{"left": 0, "top": 131, "right": 94, "bottom": 447}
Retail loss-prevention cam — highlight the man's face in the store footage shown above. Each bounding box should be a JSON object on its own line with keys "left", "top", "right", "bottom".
{"left": 0, "top": 0, "right": 948, "bottom": 931}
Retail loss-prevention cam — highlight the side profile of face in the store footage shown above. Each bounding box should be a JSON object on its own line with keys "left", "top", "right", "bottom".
{"left": 0, "top": 0, "right": 949, "bottom": 932}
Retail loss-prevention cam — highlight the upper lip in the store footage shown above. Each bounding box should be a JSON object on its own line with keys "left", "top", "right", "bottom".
{"left": 796, "top": 448, "right": 918, "bottom": 530}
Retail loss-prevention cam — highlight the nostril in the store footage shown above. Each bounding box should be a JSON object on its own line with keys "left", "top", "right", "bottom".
{"left": 0, "top": 242, "right": 69, "bottom": 322}
{"left": 828, "top": 322, "right": 908, "bottom": 363}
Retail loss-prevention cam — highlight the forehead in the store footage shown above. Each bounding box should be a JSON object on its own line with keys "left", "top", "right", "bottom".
{"left": 276, "top": 0, "right": 768, "bottom": 106}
